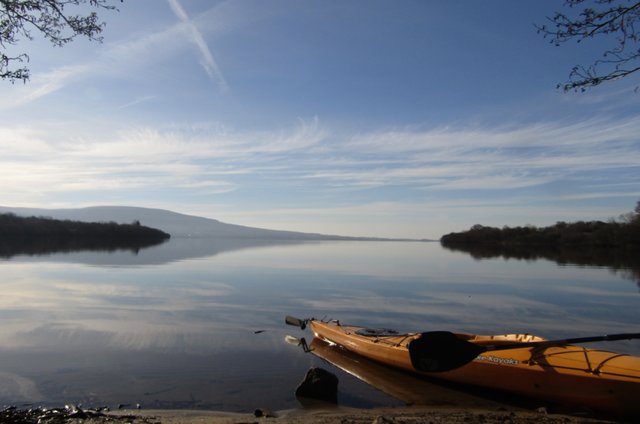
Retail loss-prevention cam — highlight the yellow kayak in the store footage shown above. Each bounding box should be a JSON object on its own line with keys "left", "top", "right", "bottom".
{"left": 292, "top": 317, "right": 640, "bottom": 418}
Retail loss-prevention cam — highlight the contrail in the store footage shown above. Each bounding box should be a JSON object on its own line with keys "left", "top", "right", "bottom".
{"left": 167, "top": 0, "right": 229, "bottom": 91}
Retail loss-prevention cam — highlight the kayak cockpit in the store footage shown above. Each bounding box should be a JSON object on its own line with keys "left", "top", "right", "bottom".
{"left": 355, "top": 327, "right": 406, "bottom": 337}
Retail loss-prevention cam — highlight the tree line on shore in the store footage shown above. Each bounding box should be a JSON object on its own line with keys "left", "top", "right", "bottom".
{"left": 440, "top": 201, "right": 640, "bottom": 287}
{"left": 441, "top": 202, "right": 640, "bottom": 249}
{"left": 0, "top": 213, "right": 170, "bottom": 257}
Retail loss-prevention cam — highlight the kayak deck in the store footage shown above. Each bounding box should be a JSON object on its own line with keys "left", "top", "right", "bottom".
{"left": 309, "top": 319, "right": 640, "bottom": 417}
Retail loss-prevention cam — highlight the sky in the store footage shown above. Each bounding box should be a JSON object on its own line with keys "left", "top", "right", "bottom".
{"left": 1, "top": 0, "right": 639, "bottom": 239}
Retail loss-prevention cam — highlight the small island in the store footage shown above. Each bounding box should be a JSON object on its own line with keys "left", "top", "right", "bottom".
{"left": 440, "top": 201, "right": 640, "bottom": 285}
{"left": 0, "top": 213, "right": 171, "bottom": 258}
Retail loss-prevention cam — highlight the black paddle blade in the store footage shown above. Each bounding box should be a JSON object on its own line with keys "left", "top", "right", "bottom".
{"left": 285, "top": 315, "right": 307, "bottom": 330}
{"left": 408, "top": 331, "right": 486, "bottom": 372}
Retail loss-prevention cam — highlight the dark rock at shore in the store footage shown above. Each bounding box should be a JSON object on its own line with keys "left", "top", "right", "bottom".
{"left": 295, "top": 367, "right": 339, "bottom": 404}
{"left": 0, "top": 405, "right": 136, "bottom": 423}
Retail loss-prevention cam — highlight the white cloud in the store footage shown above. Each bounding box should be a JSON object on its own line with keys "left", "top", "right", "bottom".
{"left": 1, "top": 114, "right": 638, "bottom": 237}
{"left": 5, "top": 64, "right": 92, "bottom": 108}
{"left": 0, "top": 127, "right": 55, "bottom": 155}
{"left": 432, "top": 175, "right": 556, "bottom": 190}
{"left": 337, "top": 117, "right": 640, "bottom": 190}
{"left": 2, "top": 115, "right": 639, "bottom": 199}
{"left": 0, "top": 118, "right": 328, "bottom": 206}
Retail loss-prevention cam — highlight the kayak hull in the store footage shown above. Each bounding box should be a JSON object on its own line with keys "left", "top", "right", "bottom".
{"left": 309, "top": 320, "right": 640, "bottom": 417}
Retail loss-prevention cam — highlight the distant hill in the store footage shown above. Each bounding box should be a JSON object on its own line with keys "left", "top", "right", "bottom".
{"left": 0, "top": 206, "right": 419, "bottom": 241}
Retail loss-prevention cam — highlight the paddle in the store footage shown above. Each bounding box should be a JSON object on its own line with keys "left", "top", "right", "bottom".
{"left": 409, "top": 331, "right": 640, "bottom": 373}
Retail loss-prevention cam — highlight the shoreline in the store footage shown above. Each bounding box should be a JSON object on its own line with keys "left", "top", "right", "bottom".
{"left": 3, "top": 405, "right": 618, "bottom": 424}
{"left": 109, "top": 406, "right": 619, "bottom": 423}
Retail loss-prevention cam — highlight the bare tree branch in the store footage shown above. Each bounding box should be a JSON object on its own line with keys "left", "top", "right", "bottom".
{"left": 0, "top": 0, "right": 119, "bottom": 83}
{"left": 537, "top": 0, "right": 640, "bottom": 91}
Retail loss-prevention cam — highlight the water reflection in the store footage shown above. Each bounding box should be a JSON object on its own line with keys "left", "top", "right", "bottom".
{"left": 4, "top": 237, "right": 314, "bottom": 266}
{"left": 441, "top": 242, "right": 640, "bottom": 290}
{"left": 0, "top": 237, "right": 168, "bottom": 259}
{"left": 0, "top": 239, "right": 638, "bottom": 411}
{"left": 305, "top": 337, "right": 511, "bottom": 409}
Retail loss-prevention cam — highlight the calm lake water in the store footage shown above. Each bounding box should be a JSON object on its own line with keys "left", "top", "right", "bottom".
{"left": 1, "top": 239, "right": 639, "bottom": 412}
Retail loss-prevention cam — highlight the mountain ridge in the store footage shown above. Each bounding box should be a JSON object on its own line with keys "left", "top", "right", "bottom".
{"left": 0, "top": 205, "right": 428, "bottom": 241}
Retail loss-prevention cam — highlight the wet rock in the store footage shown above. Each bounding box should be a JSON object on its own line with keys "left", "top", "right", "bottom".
{"left": 295, "top": 366, "right": 339, "bottom": 403}
{"left": 254, "top": 408, "right": 276, "bottom": 418}
{"left": 0, "top": 405, "right": 147, "bottom": 423}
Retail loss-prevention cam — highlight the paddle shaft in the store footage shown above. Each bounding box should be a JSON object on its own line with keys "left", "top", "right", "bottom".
{"left": 410, "top": 331, "right": 640, "bottom": 372}
{"left": 481, "top": 332, "right": 640, "bottom": 352}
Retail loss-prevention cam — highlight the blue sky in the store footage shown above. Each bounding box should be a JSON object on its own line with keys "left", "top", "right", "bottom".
{"left": 1, "top": 0, "right": 639, "bottom": 239}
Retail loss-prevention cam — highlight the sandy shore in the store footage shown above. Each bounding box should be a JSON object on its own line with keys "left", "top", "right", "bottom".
{"left": 3, "top": 404, "right": 627, "bottom": 423}
{"left": 97, "top": 406, "right": 620, "bottom": 424}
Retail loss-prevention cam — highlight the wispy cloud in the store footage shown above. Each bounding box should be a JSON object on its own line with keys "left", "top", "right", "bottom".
{"left": 0, "top": 1, "right": 234, "bottom": 108}
{"left": 337, "top": 117, "right": 640, "bottom": 191}
{"left": 167, "top": 0, "right": 228, "bottom": 91}
{"left": 3, "top": 116, "right": 639, "bottom": 198}
{"left": 7, "top": 64, "right": 92, "bottom": 108}
{"left": 116, "top": 95, "right": 158, "bottom": 110}
{"left": 0, "top": 118, "right": 326, "bottom": 205}
{"left": 1, "top": 114, "right": 638, "bottom": 236}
